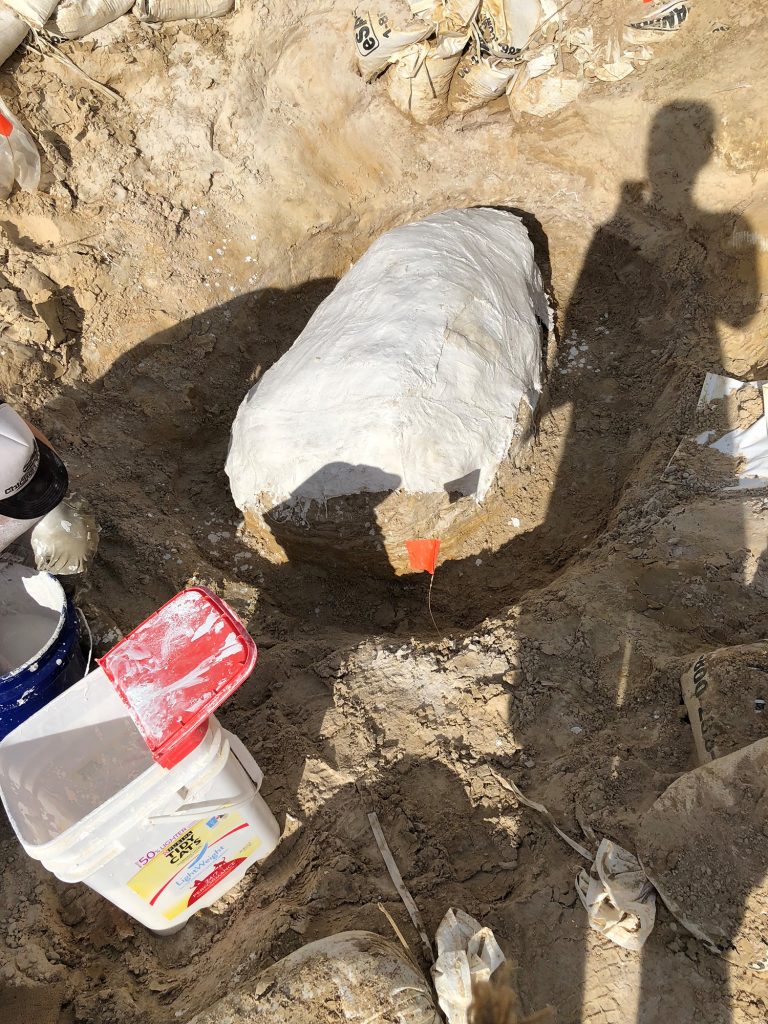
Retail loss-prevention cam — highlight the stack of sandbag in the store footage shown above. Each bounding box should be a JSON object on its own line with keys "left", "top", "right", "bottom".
{"left": 226, "top": 207, "right": 548, "bottom": 576}
{"left": 353, "top": 0, "right": 692, "bottom": 123}
{"left": 0, "top": 0, "right": 236, "bottom": 65}
{"left": 352, "top": 0, "right": 523, "bottom": 121}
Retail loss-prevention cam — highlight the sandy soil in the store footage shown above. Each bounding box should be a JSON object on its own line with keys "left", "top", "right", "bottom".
{"left": 0, "top": 0, "right": 767, "bottom": 1021}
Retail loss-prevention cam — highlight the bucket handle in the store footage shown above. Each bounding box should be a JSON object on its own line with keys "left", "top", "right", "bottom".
{"left": 147, "top": 733, "right": 264, "bottom": 825}
{"left": 225, "top": 730, "right": 264, "bottom": 789}
{"left": 77, "top": 607, "right": 93, "bottom": 676}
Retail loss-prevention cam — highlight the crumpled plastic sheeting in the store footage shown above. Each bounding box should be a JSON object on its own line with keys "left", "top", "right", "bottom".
{"left": 576, "top": 838, "right": 656, "bottom": 952}
{"left": 708, "top": 415, "right": 768, "bottom": 489}
{"left": 227, "top": 208, "right": 548, "bottom": 512}
{"left": 697, "top": 374, "right": 768, "bottom": 489}
{"left": 30, "top": 498, "right": 99, "bottom": 576}
{"left": 431, "top": 908, "right": 505, "bottom": 1024}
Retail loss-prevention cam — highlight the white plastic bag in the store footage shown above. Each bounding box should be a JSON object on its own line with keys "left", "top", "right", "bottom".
{"left": 576, "top": 839, "right": 656, "bottom": 952}
{"left": 188, "top": 931, "right": 441, "bottom": 1024}
{"left": 432, "top": 908, "right": 505, "bottom": 1024}
{"left": 47, "top": 0, "right": 133, "bottom": 38}
{"left": 0, "top": 9, "right": 28, "bottom": 68}
{"left": 386, "top": 29, "right": 468, "bottom": 123}
{"left": 0, "top": 98, "right": 40, "bottom": 199}
{"left": 353, "top": 0, "right": 434, "bottom": 81}
{"left": 135, "top": 0, "right": 233, "bottom": 20}
{"left": 448, "top": 44, "right": 517, "bottom": 112}
{"left": 227, "top": 208, "right": 547, "bottom": 518}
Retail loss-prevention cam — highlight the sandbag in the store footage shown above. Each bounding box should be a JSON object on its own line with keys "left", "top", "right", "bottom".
{"left": 510, "top": 74, "right": 584, "bottom": 117}
{"left": 448, "top": 44, "right": 517, "bottom": 113}
{"left": 1, "top": 0, "right": 58, "bottom": 29}
{"left": 386, "top": 29, "right": 468, "bottom": 123}
{"left": 681, "top": 641, "right": 768, "bottom": 765}
{"left": 0, "top": 97, "right": 40, "bottom": 198}
{"left": 638, "top": 738, "right": 768, "bottom": 973}
{"left": 188, "top": 931, "right": 441, "bottom": 1024}
{"left": 353, "top": 0, "right": 434, "bottom": 81}
{"left": 226, "top": 207, "right": 548, "bottom": 574}
{"left": 135, "top": 0, "right": 233, "bottom": 21}
{"left": 46, "top": 0, "right": 132, "bottom": 38}
{"left": 0, "top": 9, "right": 27, "bottom": 67}
{"left": 475, "top": 0, "right": 541, "bottom": 58}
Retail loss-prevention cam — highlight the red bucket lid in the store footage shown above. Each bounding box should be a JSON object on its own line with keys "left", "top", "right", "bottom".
{"left": 99, "top": 587, "right": 257, "bottom": 769}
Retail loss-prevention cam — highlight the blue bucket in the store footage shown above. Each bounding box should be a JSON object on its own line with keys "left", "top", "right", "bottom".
{"left": 0, "top": 564, "right": 86, "bottom": 741}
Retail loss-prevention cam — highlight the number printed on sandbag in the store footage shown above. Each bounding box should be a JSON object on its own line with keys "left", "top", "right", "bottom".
{"left": 354, "top": 15, "right": 379, "bottom": 54}
{"left": 457, "top": 52, "right": 480, "bottom": 78}
{"left": 692, "top": 655, "right": 708, "bottom": 697}
{"left": 631, "top": 4, "right": 688, "bottom": 29}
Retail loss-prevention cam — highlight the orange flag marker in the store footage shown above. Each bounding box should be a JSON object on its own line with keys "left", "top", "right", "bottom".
{"left": 406, "top": 539, "right": 441, "bottom": 575}
{"left": 405, "top": 539, "right": 441, "bottom": 633}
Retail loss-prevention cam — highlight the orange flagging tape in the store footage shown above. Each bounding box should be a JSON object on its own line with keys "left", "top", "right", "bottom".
{"left": 405, "top": 538, "right": 440, "bottom": 575}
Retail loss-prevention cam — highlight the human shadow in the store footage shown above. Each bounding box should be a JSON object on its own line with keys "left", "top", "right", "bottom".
{"left": 436, "top": 100, "right": 760, "bottom": 629}
{"left": 512, "top": 102, "right": 759, "bottom": 1024}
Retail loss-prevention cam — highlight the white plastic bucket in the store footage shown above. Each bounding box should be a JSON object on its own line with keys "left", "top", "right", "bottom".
{"left": 0, "top": 668, "right": 280, "bottom": 933}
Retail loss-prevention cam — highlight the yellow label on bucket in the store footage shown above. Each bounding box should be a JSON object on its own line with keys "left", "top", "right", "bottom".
{"left": 128, "top": 813, "right": 262, "bottom": 920}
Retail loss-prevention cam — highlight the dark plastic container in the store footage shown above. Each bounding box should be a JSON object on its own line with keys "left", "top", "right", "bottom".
{"left": 0, "top": 596, "right": 85, "bottom": 741}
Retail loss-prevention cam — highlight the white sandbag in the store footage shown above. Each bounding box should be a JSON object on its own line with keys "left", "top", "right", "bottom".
{"left": 0, "top": 98, "right": 40, "bottom": 198}
{"left": 448, "top": 45, "right": 517, "bottom": 112}
{"left": 476, "top": 0, "right": 541, "bottom": 58}
{"left": 1, "top": 0, "right": 58, "bottom": 29}
{"left": 0, "top": 9, "right": 27, "bottom": 68}
{"left": 136, "top": 0, "right": 232, "bottom": 21}
{"left": 511, "top": 74, "right": 584, "bottom": 117}
{"left": 386, "top": 30, "right": 467, "bottom": 123}
{"left": 681, "top": 642, "right": 768, "bottom": 765}
{"left": 639, "top": 738, "right": 768, "bottom": 973}
{"left": 188, "top": 931, "right": 441, "bottom": 1024}
{"left": 353, "top": 0, "right": 434, "bottom": 81}
{"left": 46, "top": 0, "right": 132, "bottom": 38}
{"left": 227, "top": 208, "right": 547, "bottom": 570}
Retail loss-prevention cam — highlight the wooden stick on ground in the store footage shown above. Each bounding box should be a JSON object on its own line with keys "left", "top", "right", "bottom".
{"left": 368, "top": 811, "right": 435, "bottom": 962}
